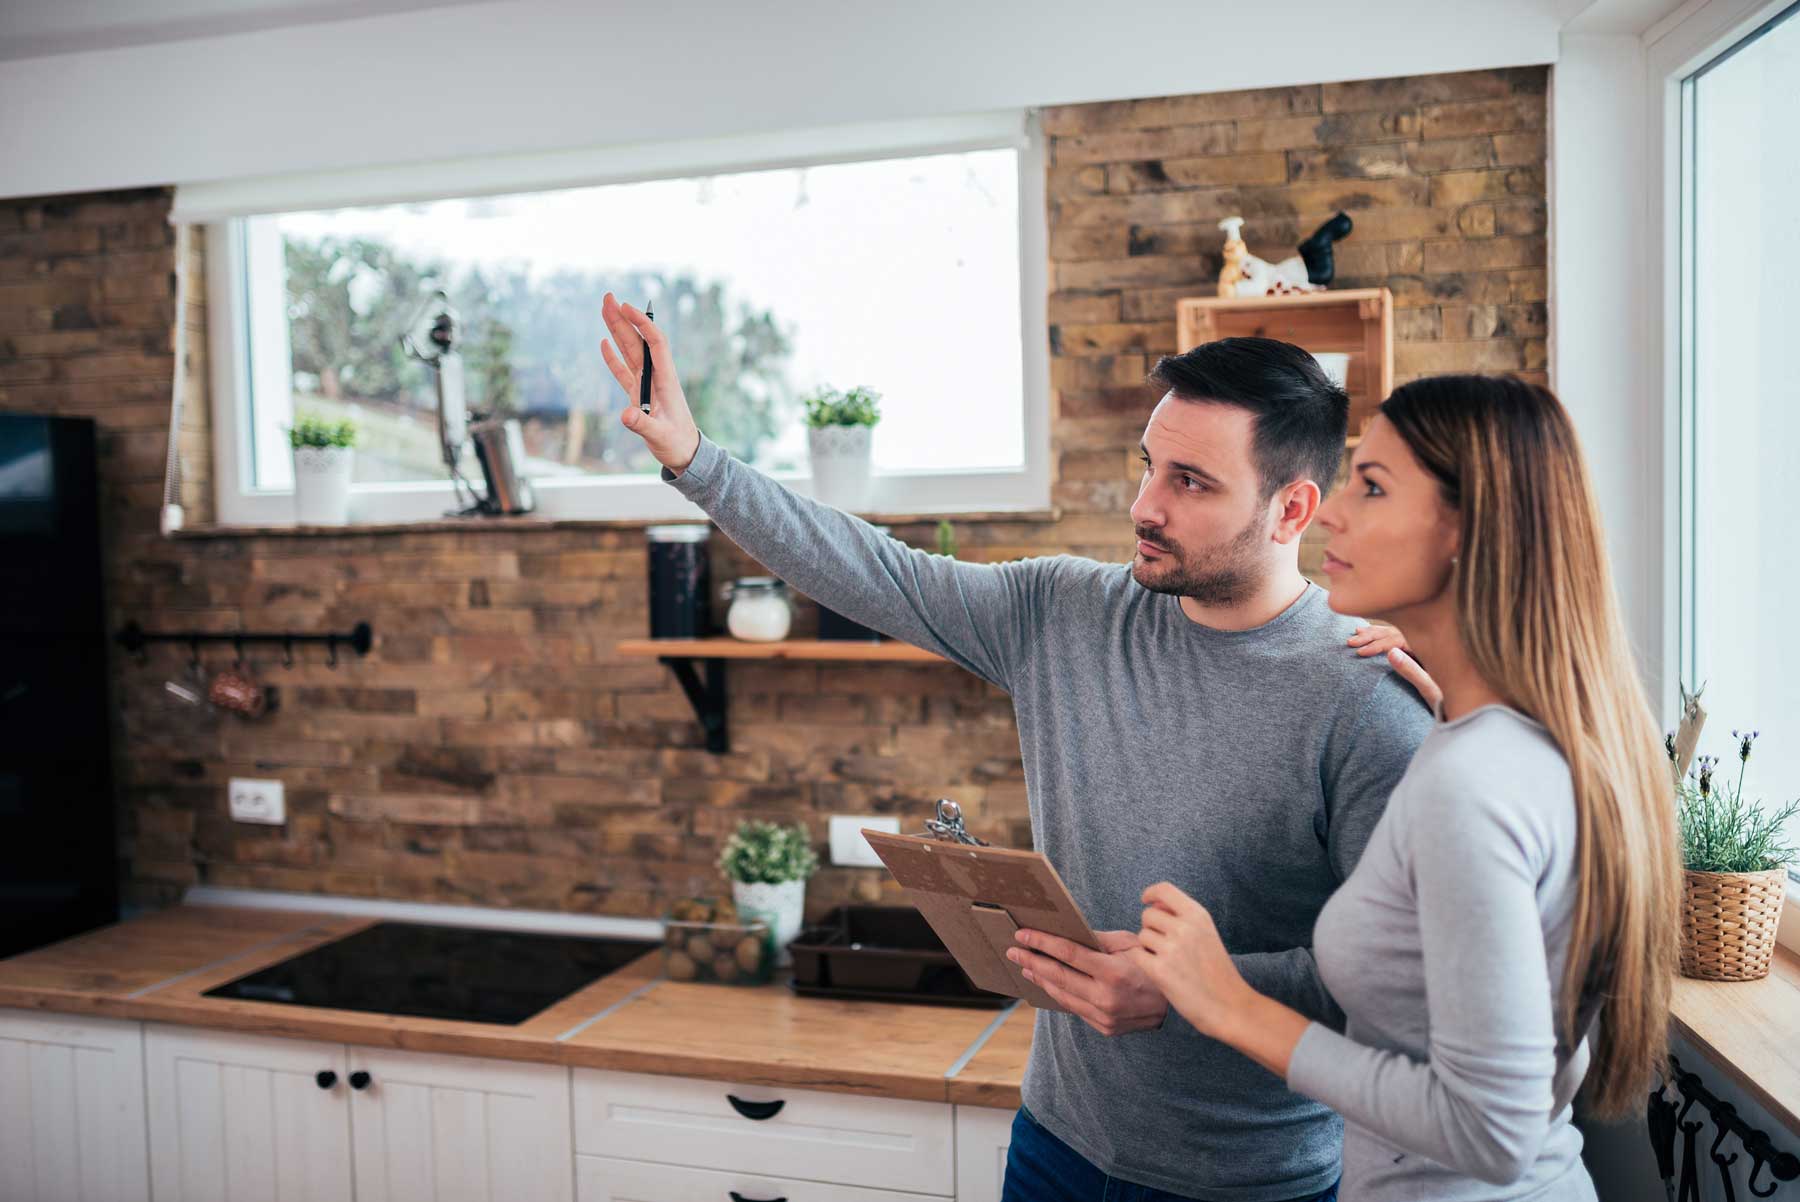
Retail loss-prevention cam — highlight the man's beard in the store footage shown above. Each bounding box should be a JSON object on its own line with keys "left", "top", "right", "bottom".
{"left": 1130, "top": 510, "right": 1269, "bottom": 605}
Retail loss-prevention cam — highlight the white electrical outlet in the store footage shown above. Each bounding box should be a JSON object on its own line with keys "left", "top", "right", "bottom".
{"left": 829, "top": 814, "right": 898, "bottom": 867}
{"left": 228, "top": 777, "right": 286, "bottom": 825}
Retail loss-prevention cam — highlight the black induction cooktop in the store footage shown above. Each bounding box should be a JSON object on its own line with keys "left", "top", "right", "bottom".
{"left": 204, "top": 921, "right": 660, "bottom": 1026}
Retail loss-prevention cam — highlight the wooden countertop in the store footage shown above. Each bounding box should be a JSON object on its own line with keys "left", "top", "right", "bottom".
{"left": 947, "top": 1002, "right": 1033, "bottom": 1109}
{"left": 1671, "top": 945, "right": 1800, "bottom": 1136}
{"left": 0, "top": 904, "right": 1027, "bottom": 1108}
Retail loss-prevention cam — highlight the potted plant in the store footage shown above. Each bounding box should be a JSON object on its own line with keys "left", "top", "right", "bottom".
{"left": 288, "top": 413, "right": 358, "bottom": 525}
{"left": 718, "top": 819, "right": 819, "bottom": 965}
{"left": 1674, "top": 727, "right": 1799, "bottom": 981}
{"left": 803, "top": 385, "right": 881, "bottom": 511}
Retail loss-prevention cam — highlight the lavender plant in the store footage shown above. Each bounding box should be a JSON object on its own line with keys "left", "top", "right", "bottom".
{"left": 1673, "top": 728, "right": 1800, "bottom": 873}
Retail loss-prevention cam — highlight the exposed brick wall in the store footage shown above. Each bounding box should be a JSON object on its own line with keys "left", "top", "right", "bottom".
{"left": 0, "top": 66, "right": 1547, "bottom": 920}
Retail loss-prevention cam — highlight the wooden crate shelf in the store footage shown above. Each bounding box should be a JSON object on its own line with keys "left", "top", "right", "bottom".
{"left": 1175, "top": 288, "right": 1393, "bottom": 443}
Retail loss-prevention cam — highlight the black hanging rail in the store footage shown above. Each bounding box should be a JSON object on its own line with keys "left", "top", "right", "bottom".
{"left": 115, "top": 621, "right": 373, "bottom": 668}
{"left": 1653, "top": 1055, "right": 1800, "bottom": 1198}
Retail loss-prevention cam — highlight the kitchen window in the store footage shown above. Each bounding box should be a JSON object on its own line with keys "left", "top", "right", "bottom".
{"left": 186, "top": 113, "right": 1049, "bottom": 525}
{"left": 1675, "top": 0, "right": 1800, "bottom": 867}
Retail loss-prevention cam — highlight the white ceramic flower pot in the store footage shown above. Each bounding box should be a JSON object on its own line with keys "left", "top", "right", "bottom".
{"left": 807, "top": 425, "right": 873, "bottom": 511}
{"left": 293, "top": 446, "right": 354, "bottom": 526}
{"left": 732, "top": 878, "right": 807, "bottom": 965}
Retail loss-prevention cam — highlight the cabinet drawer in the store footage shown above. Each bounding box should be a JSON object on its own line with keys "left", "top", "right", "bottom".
{"left": 576, "top": 1154, "right": 944, "bottom": 1202}
{"left": 572, "top": 1069, "right": 952, "bottom": 1196}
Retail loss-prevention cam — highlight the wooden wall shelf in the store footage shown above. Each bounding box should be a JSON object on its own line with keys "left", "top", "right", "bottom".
{"left": 615, "top": 638, "right": 946, "bottom": 665}
{"left": 1175, "top": 288, "right": 1393, "bottom": 443}
{"left": 616, "top": 638, "right": 952, "bottom": 751}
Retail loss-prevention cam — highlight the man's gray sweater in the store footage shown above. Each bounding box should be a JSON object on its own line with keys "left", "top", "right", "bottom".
{"left": 667, "top": 436, "right": 1431, "bottom": 1200}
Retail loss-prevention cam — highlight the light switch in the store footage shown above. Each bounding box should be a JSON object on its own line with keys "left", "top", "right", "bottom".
{"left": 830, "top": 814, "right": 899, "bottom": 867}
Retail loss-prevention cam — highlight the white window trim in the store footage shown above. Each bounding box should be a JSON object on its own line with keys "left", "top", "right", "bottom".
{"left": 197, "top": 111, "right": 1051, "bottom": 527}
{"left": 1647, "top": 0, "right": 1800, "bottom": 947}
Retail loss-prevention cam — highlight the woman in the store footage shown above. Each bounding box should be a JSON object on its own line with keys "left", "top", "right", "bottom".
{"left": 1125, "top": 376, "right": 1681, "bottom": 1199}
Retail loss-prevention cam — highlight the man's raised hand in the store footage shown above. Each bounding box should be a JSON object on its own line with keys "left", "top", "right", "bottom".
{"left": 600, "top": 292, "right": 701, "bottom": 474}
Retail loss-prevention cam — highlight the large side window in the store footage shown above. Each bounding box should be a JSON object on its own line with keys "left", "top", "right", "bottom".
{"left": 1679, "top": 1, "right": 1800, "bottom": 857}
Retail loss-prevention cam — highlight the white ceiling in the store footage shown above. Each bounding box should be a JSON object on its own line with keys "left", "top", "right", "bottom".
{"left": 0, "top": 0, "right": 1694, "bottom": 64}
{"left": 0, "top": 0, "right": 497, "bottom": 60}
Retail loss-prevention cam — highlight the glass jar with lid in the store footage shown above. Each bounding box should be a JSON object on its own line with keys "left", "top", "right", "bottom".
{"left": 724, "top": 577, "right": 792, "bottom": 642}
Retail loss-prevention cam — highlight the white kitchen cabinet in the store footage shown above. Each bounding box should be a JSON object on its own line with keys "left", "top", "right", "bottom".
{"left": 573, "top": 1068, "right": 954, "bottom": 1197}
{"left": 348, "top": 1045, "right": 572, "bottom": 1202}
{"left": 145, "top": 1026, "right": 572, "bottom": 1202}
{"left": 0, "top": 1008, "right": 151, "bottom": 1202}
{"left": 953, "top": 1106, "right": 1016, "bottom": 1202}
{"left": 145, "top": 1024, "right": 353, "bottom": 1202}
{"left": 575, "top": 1154, "right": 939, "bottom": 1202}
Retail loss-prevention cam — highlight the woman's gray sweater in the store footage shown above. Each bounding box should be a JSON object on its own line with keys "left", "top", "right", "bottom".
{"left": 1286, "top": 704, "right": 1599, "bottom": 1201}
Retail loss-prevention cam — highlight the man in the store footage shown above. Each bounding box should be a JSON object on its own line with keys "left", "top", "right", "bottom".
{"left": 601, "top": 293, "right": 1432, "bottom": 1202}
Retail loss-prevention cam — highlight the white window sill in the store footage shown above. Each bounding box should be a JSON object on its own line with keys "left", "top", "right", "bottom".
{"left": 167, "top": 506, "right": 1062, "bottom": 539}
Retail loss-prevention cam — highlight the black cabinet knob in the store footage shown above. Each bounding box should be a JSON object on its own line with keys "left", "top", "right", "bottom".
{"left": 315, "top": 1070, "right": 337, "bottom": 1090}
{"left": 349, "top": 1070, "right": 372, "bottom": 1091}
{"left": 725, "top": 1095, "right": 785, "bottom": 1121}
{"left": 728, "top": 1193, "right": 787, "bottom": 1202}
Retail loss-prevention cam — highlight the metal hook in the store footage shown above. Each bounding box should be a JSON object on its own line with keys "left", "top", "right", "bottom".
{"left": 282, "top": 636, "right": 295, "bottom": 669}
{"left": 326, "top": 636, "right": 339, "bottom": 670}
{"left": 1742, "top": 1130, "right": 1785, "bottom": 1194}
{"left": 1676, "top": 1087, "right": 1700, "bottom": 1127}
{"left": 187, "top": 636, "right": 201, "bottom": 674}
{"left": 1711, "top": 1113, "right": 1740, "bottom": 1202}
{"left": 1748, "top": 1156, "right": 1777, "bottom": 1197}
{"left": 1679, "top": 1116, "right": 1706, "bottom": 1202}
{"left": 233, "top": 635, "right": 244, "bottom": 668}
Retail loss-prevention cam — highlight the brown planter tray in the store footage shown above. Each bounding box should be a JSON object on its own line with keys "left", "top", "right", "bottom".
{"left": 788, "top": 905, "right": 1010, "bottom": 1008}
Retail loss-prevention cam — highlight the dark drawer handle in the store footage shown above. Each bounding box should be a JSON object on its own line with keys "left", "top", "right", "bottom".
{"left": 729, "top": 1193, "right": 787, "bottom": 1202}
{"left": 315, "top": 1070, "right": 337, "bottom": 1090}
{"left": 349, "top": 1071, "right": 372, "bottom": 1091}
{"left": 725, "top": 1095, "right": 785, "bottom": 1121}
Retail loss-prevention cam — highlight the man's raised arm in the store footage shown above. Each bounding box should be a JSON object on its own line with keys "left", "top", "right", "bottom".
{"left": 601, "top": 292, "right": 1049, "bottom": 690}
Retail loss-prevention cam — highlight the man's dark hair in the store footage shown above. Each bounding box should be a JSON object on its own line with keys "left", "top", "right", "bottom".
{"left": 1147, "top": 337, "right": 1350, "bottom": 499}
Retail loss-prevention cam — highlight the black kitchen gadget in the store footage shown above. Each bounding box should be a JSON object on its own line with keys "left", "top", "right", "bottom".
{"left": 788, "top": 905, "right": 1009, "bottom": 1008}
{"left": 646, "top": 524, "right": 712, "bottom": 638}
{"left": 204, "top": 921, "right": 658, "bottom": 1026}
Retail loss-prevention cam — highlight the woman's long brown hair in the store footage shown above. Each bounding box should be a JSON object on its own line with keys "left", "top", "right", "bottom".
{"left": 1381, "top": 374, "right": 1680, "bottom": 1119}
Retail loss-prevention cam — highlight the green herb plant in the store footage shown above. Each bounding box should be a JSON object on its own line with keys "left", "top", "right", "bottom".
{"left": 287, "top": 413, "right": 359, "bottom": 450}
{"left": 718, "top": 820, "right": 820, "bottom": 885}
{"left": 802, "top": 386, "right": 882, "bottom": 429}
{"left": 935, "top": 519, "right": 958, "bottom": 558}
{"left": 1673, "top": 728, "right": 1800, "bottom": 873}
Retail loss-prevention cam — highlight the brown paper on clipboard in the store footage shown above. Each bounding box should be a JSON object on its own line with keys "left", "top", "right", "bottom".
{"left": 861, "top": 829, "right": 1103, "bottom": 1012}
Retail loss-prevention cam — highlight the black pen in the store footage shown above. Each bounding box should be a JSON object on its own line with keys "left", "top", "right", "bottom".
{"left": 639, "top": 304, "right": 654, "bottom": 414}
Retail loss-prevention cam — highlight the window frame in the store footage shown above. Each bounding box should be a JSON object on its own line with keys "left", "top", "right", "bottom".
{"left": 1654, "top": 0, "right": 1800, "bottom": 914}
{"left": 198, "top": 111, "right": 1051, "bottom": 526}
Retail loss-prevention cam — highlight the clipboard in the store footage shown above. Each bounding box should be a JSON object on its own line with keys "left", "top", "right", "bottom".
{"left": 861, "top": 827, "right": 1103, "bottom": 1011}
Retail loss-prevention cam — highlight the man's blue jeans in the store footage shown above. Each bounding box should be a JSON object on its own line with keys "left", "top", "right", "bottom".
{"left": 1000, "top": 1105, "right": 1340, "bottom": 1202}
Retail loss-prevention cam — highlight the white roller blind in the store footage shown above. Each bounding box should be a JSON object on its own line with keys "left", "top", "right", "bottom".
{"left": 171, "top": 110, "right": 1030, "bottom": 223}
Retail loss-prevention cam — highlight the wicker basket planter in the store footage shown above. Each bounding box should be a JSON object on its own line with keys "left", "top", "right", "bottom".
{"left": 1679, "top": 867, "right": 1788, "bottom": 981}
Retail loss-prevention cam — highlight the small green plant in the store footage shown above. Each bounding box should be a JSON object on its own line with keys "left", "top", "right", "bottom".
{"left": 803, "top": 385, "right": 882, "bottom": 429}
{"left": 718, "top": 820, "right": 820, "bottom": 885}
{"left": 287, "top": 413, "right": 358, "bottom": 450}
{"left": 935, "top": 519, "right": 958, "bottom": 558}
{"left": 1673, "top": 728, "right": 1800, "bottom": 873}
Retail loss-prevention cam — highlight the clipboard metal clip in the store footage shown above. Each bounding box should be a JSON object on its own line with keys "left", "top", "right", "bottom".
{"left": 923, "top": 798, "right": 988, "bottom": 847}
